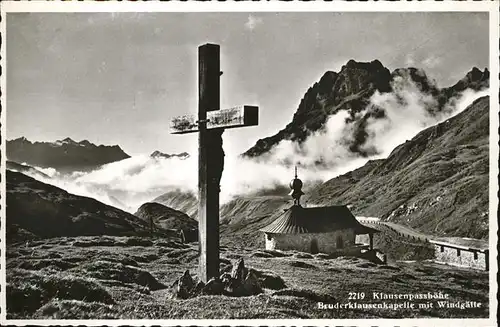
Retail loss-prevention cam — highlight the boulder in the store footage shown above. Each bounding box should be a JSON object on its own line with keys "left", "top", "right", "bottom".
{"left": 170, "top": 259, "right": 281, "bottom": 299}
{"left": 202, "top": 278, "right": 224, "bottom": 295}
{"left": 242, "top": 270, "right": 263, "bottom": 296}
{"left": 171, "top": 270, "right": 194, "bottom": 299}
{"left": 230, "top": 258, "right": 247, "bottom": 283}
{"left": 224, "top": 276, "right": 241, "bottom": 295}
{"left": 192, "top": 281, "right": 205, "bottom": 295}
{"left": 220, "top": 272, "right": 231, "bottom": 285}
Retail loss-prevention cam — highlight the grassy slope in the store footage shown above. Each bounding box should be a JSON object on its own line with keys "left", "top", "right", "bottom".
{"left": 6, "top": 171, "right": 149, "bottom": 240}
{"left": 153, "top": 190, "right": 198, "bottom": 218}
{"left": 134, "top": 202, "right": 197, "bottom": 231}
{"left": 305, "top": 96, "right": 489, "bottom": 239}
{"left": 6, "top": 236, "right": 488, "bottom": 319}
{"left": 6, "top": 161, "right": 51, "bottom": 179}
{"left": 220, "top": 195, "right": 291, "bottom": 249}
{"left": 153, "top": 190, "right": 293, "bottom": 248}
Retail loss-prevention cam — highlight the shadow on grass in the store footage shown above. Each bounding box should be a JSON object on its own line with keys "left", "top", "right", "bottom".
{"left": 34, "top": 299, "right": 118, "bottom": 319}
{"left": 8, "top": 258, "right": 77, "bottom": 271}
{"left": 69, "top": 260, "right": 166, "bottom": 291}
{"left": 7, "top": 268, "right": 114, "bottom": 317}
{"left": 288, "top": 260, "right": 317, "bottom": 269}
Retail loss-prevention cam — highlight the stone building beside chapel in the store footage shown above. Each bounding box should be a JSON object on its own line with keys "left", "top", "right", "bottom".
{"left": 260, "top": 169, "right": 379, "bottom": 255}
{"left": 430, "top": 240, "right": 489, "bottom": 271}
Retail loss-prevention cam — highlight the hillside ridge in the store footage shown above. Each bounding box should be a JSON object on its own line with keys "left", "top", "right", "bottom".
{"left": 305, "top": 96, "right": 489, "bottom": 239}
{"left": 6, "top": 170, "right": 149, "bottom": 241}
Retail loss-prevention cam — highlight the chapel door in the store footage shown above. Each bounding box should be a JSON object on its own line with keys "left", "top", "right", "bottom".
{"left": 310, "top": 239, "right": 319, "bottom": 254}
{"left": 336, "top": 235, "right": 344, "bottom": 249}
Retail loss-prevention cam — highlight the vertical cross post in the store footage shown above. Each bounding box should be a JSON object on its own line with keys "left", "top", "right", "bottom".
{"left": 171, "top": 43, "right": 258, "bottom": 282}
{"left": 198, "top": 44, "right": 222, "bottom": 282}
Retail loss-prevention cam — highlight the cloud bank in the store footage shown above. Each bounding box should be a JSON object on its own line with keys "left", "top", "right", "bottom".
{"left": 19, "top": 78, "right": 488, "bottom": 214}
{"left": 260, "top": 74, "right": 489, "bottom": 166}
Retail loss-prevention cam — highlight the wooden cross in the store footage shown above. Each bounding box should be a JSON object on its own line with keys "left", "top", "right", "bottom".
{"left": 170, "top": 44, "right": 259, "bottom": 282}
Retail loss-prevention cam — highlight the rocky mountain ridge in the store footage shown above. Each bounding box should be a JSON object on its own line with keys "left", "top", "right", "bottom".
{"left": 150, "top": 151, "right": 190, "bottom": 160}
{"left": 6, "top": 137, "right": 130, "bottom": 172}
{"left": 243, "top": 60, "right": 489, "bottom": 158}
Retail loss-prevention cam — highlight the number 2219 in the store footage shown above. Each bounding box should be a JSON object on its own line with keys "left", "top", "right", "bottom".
{"left": 348, "top": 292, "right": 365, "bottom": 300}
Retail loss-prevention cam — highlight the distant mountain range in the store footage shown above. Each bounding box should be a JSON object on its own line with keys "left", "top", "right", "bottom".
{"left": 6, "top": 137, "right": 130, "bottom": 172}
{"left": 150, "top": 151, "right": 190, "bottom": 160}
{"left": 243, "top": 61, "right": 489, "bottom": 158}
{"left": 6, "top": 137, "right": 191, "bottom": 172}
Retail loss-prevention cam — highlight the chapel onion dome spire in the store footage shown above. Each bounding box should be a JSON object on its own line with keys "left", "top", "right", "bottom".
{"left": 289, "top": 166, "right": 304, "bottom": 206}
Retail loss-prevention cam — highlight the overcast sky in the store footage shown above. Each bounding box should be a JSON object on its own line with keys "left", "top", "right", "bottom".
{"left": 6, "top": 12, "right": 489, "bottom": 156}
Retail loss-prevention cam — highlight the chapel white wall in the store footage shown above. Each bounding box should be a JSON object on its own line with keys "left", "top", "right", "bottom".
{"left": 264, "top": 230, "right": 356, "bottom": 254}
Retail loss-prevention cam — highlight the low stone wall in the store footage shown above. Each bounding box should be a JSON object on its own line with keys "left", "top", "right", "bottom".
{"left": 430, "top": 241, "right": 489, "bottom": 271}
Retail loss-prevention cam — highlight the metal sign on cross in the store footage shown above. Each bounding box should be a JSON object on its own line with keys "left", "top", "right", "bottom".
{"left": 170, "top": 43, "right": 259, "bottom": 282}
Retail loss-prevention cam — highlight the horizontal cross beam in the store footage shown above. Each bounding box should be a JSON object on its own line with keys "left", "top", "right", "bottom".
{"left": 170, "top": 105, "right": 258, "bottom": 134}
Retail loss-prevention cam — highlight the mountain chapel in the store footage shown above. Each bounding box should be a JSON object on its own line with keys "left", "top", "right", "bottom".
{"left": 260, "top": 169, "right": 379, "bottom": 255}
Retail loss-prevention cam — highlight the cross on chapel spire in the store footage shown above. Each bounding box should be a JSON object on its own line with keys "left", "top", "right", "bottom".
{"left": 289, "top": 166, "right": 304, "bottom": 206}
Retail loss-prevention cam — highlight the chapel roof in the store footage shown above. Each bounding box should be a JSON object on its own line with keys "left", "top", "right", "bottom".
{"left": 259, "top": 204, "right": 379, "bottom": 235}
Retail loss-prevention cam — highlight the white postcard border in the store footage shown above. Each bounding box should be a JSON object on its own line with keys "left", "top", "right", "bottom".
{"left": 1, "top": 1, "right": 498, "bottom": 326}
